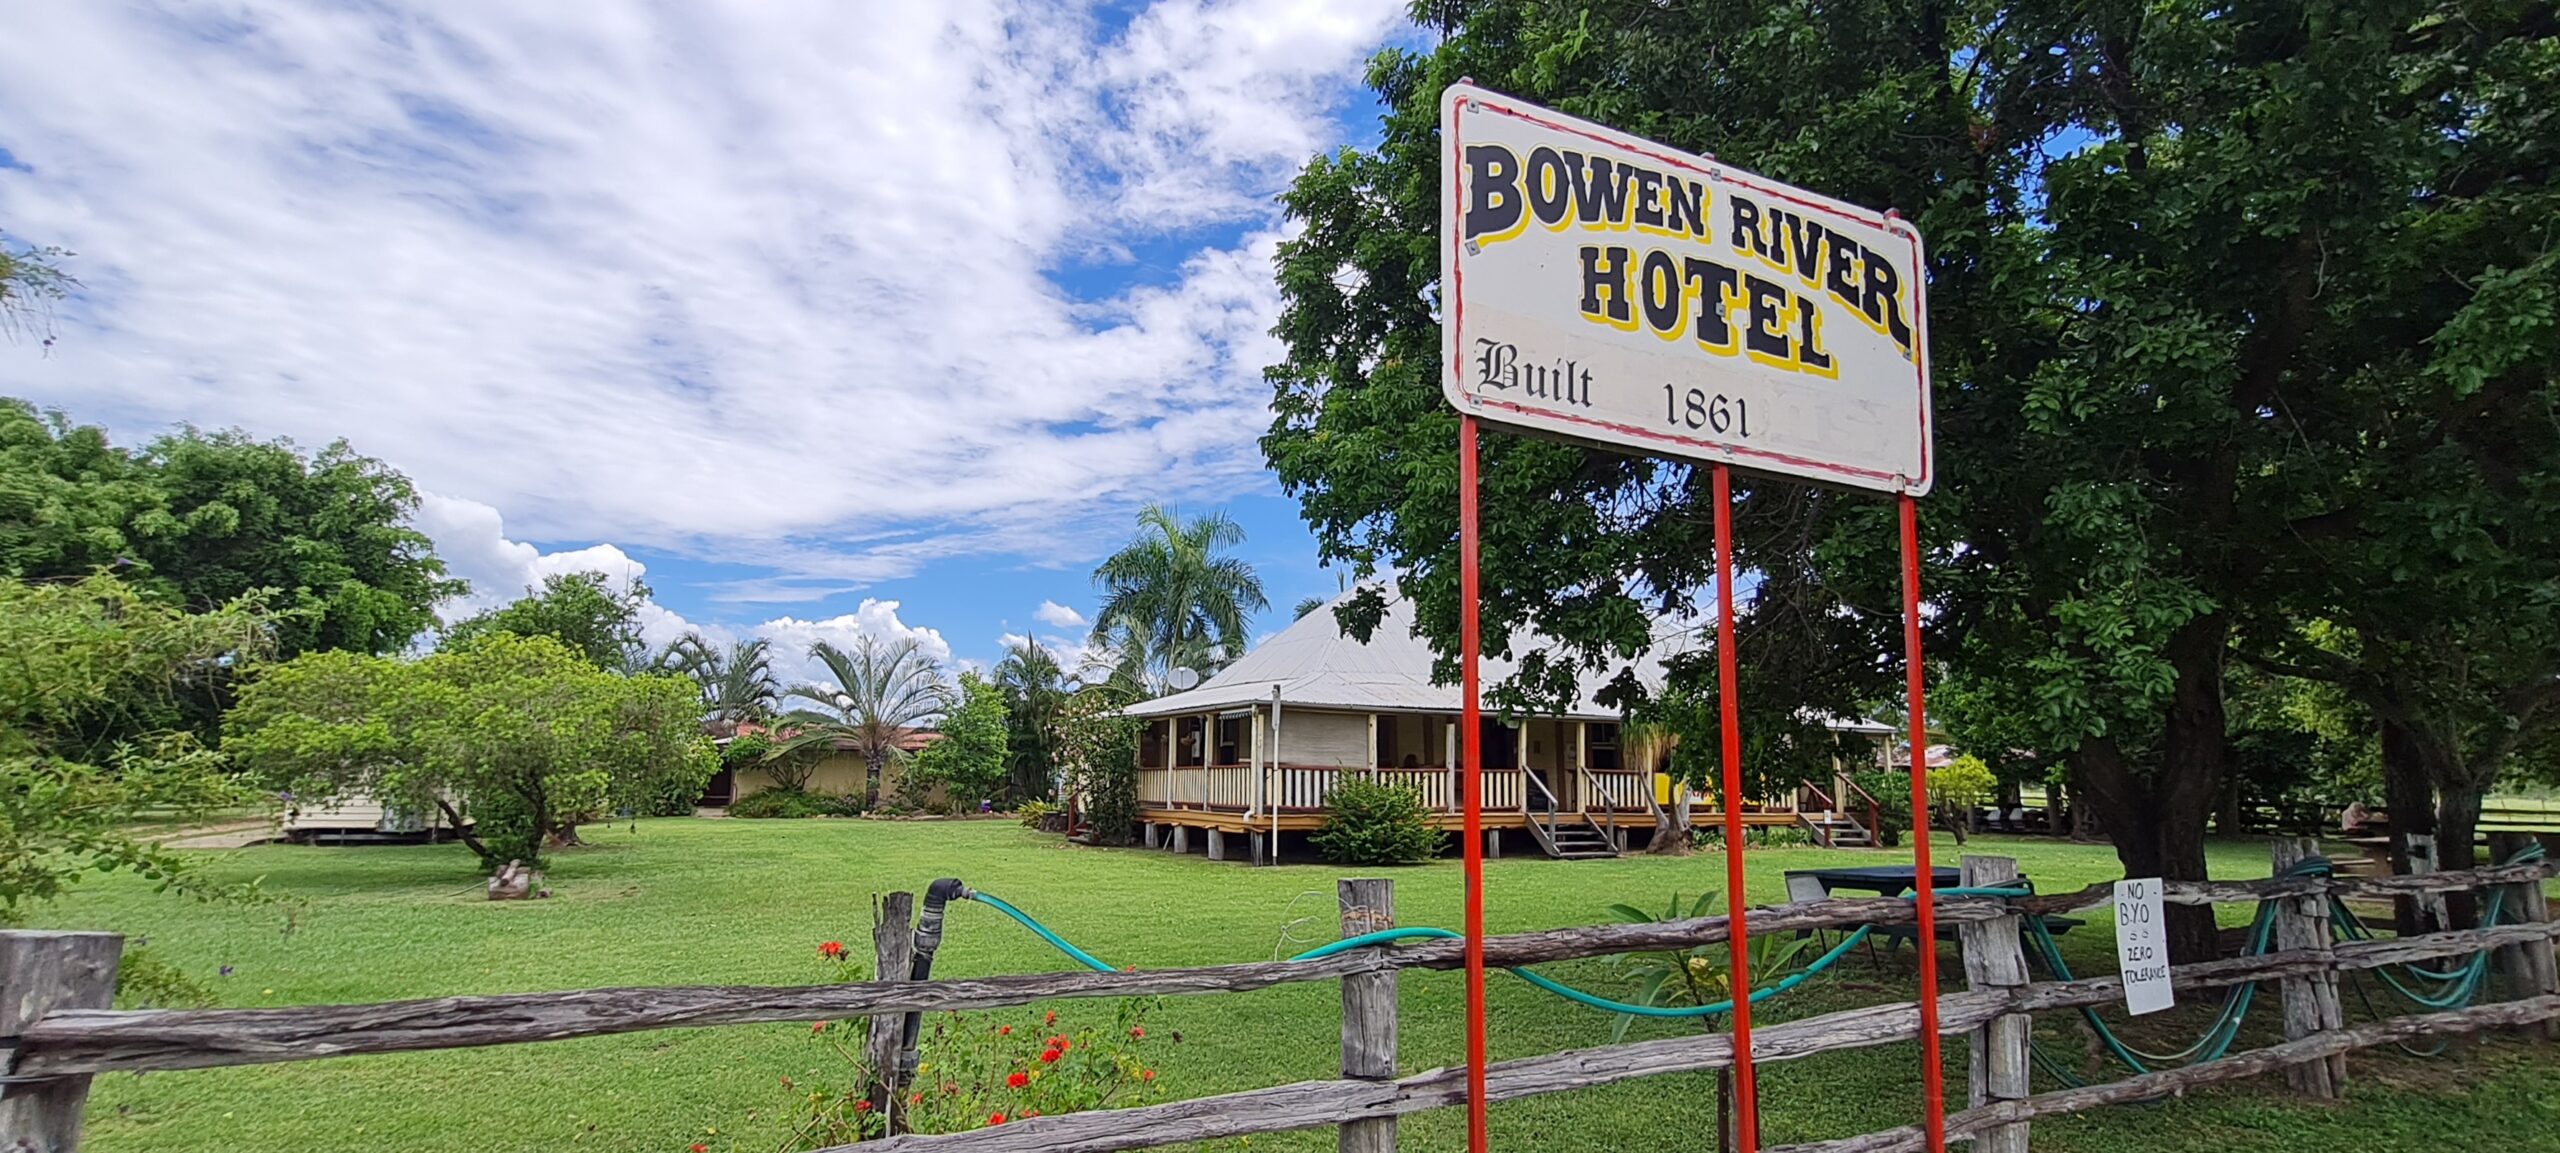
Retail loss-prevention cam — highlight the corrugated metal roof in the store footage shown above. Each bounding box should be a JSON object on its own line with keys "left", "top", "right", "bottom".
{"left": 1123, "top": 591, "right": 1679, "bottom": 721}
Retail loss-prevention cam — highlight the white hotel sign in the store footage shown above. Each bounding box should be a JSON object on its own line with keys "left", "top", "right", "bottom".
{"left": 1439, "top": 83, "right": 1934, "bottom": 494}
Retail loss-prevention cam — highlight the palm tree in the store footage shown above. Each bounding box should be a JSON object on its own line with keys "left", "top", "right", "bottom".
{"left": 1293, "top": 596, "right": 1327, "bottom": 621}
{"left": 657, "top": 632, "right": 780, "bottom": 726}
{"left": 993, "top": 637, "right": 1071, "bottom": 801}
{"left": 1088, "top": 504, "right": 1268, "bottom": 692}
{"left": 777, "top": 636, "right": 951, "bottom": 806}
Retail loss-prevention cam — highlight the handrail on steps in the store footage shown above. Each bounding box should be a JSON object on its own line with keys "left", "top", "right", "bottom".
{"left": 1838, "top": 773, "right": 1885, "bottom": 843}
{"left": 1523, "top": 769, "right": 1563, "bottom": 845}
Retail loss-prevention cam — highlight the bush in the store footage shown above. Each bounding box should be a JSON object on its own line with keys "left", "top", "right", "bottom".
{"left": 1015, "top": 799, "right": 1061, "bottom": 830}
{"left": 1311, "top": 777, "right": 1444, "bottom": 865}
{"left": 642, "top": 767, "right": 706, "bottom": 817}
{"left": 824, "top": 791, "right": 869, "bottom": 818}
{"left": 730, "top": 788, "right": 833, "bottom": 819}
{"left": 1847, "top": 770, "right": 1914, "bottom": 845}
{"left": 1057, "top": 692, "right": 1142, "bottom": 845}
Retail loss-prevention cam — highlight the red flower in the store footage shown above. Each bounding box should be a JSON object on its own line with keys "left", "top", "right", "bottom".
{"left": 779, "top": 1075, "right": 793, "bottom": 1089}
{"left": 1038, "top": 1048, "right": 1061, "bottom": 1064}
{"left": 1027, "top": 1110, "right": 1041, "bottom": 1118}
{"left": 1043, "top": 1010, "right": 1056, "bottom": 1025}
{"left": 690, "top": 1145, "right": 708, "bottom": 1153}
{"left": 1048, "top": 1035, "right": 1070, "bottom": 1050}
{"left": 910, "top": 1093, "right": 923, "bottom": 1106}
{"left": 1006, "top": 1071, "right": 1029, "bottom": 1089}
{"left": 987, "top": 1113, "right": 1007, "bottom": 1126}
{"left": 1141, "top": 1068, "right": 1155, "bottom": 1082}
{"left": 1129, "top": 1026, "right": 1145, "bottom": 1039}
{"left": 997, "top": 1025, "right": 1011, "bottom": 1036}
{"left": 818, "top": 941, "right": 845, "bottom": 959}
{"left": 811, "top": 1021, "right": 827, "bottom": 1034}
{"left": 854, "top": 1100, "right": 872, "bottom": 1113}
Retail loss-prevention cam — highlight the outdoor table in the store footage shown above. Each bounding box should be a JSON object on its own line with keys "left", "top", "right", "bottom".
{"left": 1788, "top": 866, "right": 2076, "bottom": 952}
{"left": 1801, "top": 865, "right": 1962, "bottom": 897}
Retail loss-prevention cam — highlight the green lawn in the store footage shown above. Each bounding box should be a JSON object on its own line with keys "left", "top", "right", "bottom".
{"left": 31, "top": 819, "right": 2560, "bottom": 1152}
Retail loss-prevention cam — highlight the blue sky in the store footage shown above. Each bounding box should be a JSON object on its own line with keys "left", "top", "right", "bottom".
{"left": 0, "top": 1, "right": 1418, "bottom": 684}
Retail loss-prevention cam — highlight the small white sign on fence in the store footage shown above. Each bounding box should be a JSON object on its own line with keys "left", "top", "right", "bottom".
{"left": 2114, "top": 878, "right": 2175, "bottom": 1016}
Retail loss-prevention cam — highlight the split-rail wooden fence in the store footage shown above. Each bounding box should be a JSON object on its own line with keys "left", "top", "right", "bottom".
{"left": 2, "top": 833, "right": 2555, "bottom": 1153}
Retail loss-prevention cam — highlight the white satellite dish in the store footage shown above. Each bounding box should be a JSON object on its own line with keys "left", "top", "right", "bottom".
{"left": 1166, "top": 667, "right": 1202, "bottom": 691}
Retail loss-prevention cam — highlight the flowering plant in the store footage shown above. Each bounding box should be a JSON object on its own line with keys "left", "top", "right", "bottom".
{"left": 768, "top": 999, "right": 1170, "bottom": 1147}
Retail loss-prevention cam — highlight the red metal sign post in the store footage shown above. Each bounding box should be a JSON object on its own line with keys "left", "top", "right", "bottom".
{"left": 1714, "top": 462, "right": 1759, "bottom": 1150}
{"left": 1900, "top": 493, "right": 1945, "bottom": 1153}
{"left": 1458, "top": 413, "right": 1490, "bottom": 1153}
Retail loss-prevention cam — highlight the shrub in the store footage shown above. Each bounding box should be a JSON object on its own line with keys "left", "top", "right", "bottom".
{"left": 824, "top": 791, "right": 869, "bottom": 818}
{"left": 1847, "top": 770, "right": 1914, "bottom": 845}
{"left": 1015, "top": 799, "right": 1061, "bottom": 830}
{"left": 1056, "top": 692, "right": 1142, "bottom": 845}
{"left": 1311, "top": 777, "right": 1443, "bottom": 865}
{"left": 730, "top": 788, "right": 832, "bottom": 819}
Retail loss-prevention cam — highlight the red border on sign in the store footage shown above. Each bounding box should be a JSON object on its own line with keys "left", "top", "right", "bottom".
{"left": 1445, "top": 90, "right": 1933, "bottom": 493}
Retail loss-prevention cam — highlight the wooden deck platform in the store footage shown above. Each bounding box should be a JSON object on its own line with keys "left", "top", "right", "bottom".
{"left": 1136, "top": 807, "right": 1801, "bottom": 834}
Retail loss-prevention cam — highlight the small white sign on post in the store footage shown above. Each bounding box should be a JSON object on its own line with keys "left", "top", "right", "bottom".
{"left": 1439, "top": 82, "right": 1932, "bottom": 493}
{"left": 2114, "top": 878, "right": 2175, "bottom": 1016}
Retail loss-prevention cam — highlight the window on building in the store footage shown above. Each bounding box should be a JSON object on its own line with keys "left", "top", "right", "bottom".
{"left": 1141, "top": 721, "right": 1167, "bottom": 768}
{"left": 1175, "top": 716, "right": 1205, "bottom": 767}
{"left": 1588, "top": 723, "right": 1621, "bottom": 770}
{"left": 1215, "top": 715, "right": 1245, "bottom": 765}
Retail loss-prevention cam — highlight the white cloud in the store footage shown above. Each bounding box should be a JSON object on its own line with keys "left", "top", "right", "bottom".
{"left": 413, "top": 489, "right": 685, "bottom": 651}
{"left": 415, "top": 489, "right": 957, "bottom": 689}
{"left": 760, "top": 604, "right": 956, "bottom": 694}
{"left": 1034, "top": 600, "right": 1087, "bottom": 629}
{"left": 0, "top": 1, "right": 1408, "bottom": 588}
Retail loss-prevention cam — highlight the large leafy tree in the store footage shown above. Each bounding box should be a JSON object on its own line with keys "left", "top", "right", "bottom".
{"left": 1088, "top": 504, "right": 1269, "bottom": 690}
{"left": 444, "top": 571, "right": 650, "bottom": 673}
{"left": 1264, "top": 0, "right": 2556, "bottom": 957}
{"left": 133, "top": 424, "right": 460, "bottom": 658}
{"left": 992, "top": 636, "right": 1071, "bottom": 802}
{"left": 227, "top": 633, "right": 714, "bottom": 868}
{"left": 777, "top": 636, "right": 951, "bottom": 807}
{"left": 0, "top": 401, "right": 460, "bottom": 659}
{"left": 0, "top": 574, "right": 273, "bottom": 918}
{"left": 0, "top": 401, "right": 163, "bottom": 580}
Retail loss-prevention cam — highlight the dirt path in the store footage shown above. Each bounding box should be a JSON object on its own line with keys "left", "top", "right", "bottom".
{"left": 150, "top": 819, "right": 280, "bottom": 850}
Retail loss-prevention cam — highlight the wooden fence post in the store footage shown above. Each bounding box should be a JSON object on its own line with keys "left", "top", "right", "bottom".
{"left": 2271, "top": 838, "right": 2346, "bottom": 1096}
{"left": 866, "top": 891, "right": 917, "bottom": 1128}
{"left": 1338, "top": 878, "right": 1397, "bottom": 1153}
{"left": 2489, "top": 832, "right": 2557, "bottom": 1043}
{"left": 0, "top": 930, "right": 122, "bottom": 1153}
{"left": 1956, "top": 856, "right": 2029, "bottom": 1153}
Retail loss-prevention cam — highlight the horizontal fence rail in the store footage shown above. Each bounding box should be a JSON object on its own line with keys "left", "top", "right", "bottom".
{"left": 12, "top": 859, "right": 2554, "bottom": 1079}
{"left": 4, "top": 853, "right": 2555, "bottom": 1153}
{"left": 829, "top": 933, "right": 2560, "bottom": 1153}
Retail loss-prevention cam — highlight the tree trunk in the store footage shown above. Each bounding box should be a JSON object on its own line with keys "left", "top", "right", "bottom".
{"left": 866, "top": 750, "right": 885, "bottom": 808}
{"left": 2378, "top": 717, "right": 2440, "bottom": 934}
{"left": 2073, "top": 734, "right": 2222, "bottom": 963}
{"left": 436, "top": 798, "right": 499, "bottom": 868}
{"left": 2436, "top": 782, "right": 2486, "bottom": 928}
{"left": 2068, "top": 614, "right": 2230, "bottom": 961}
